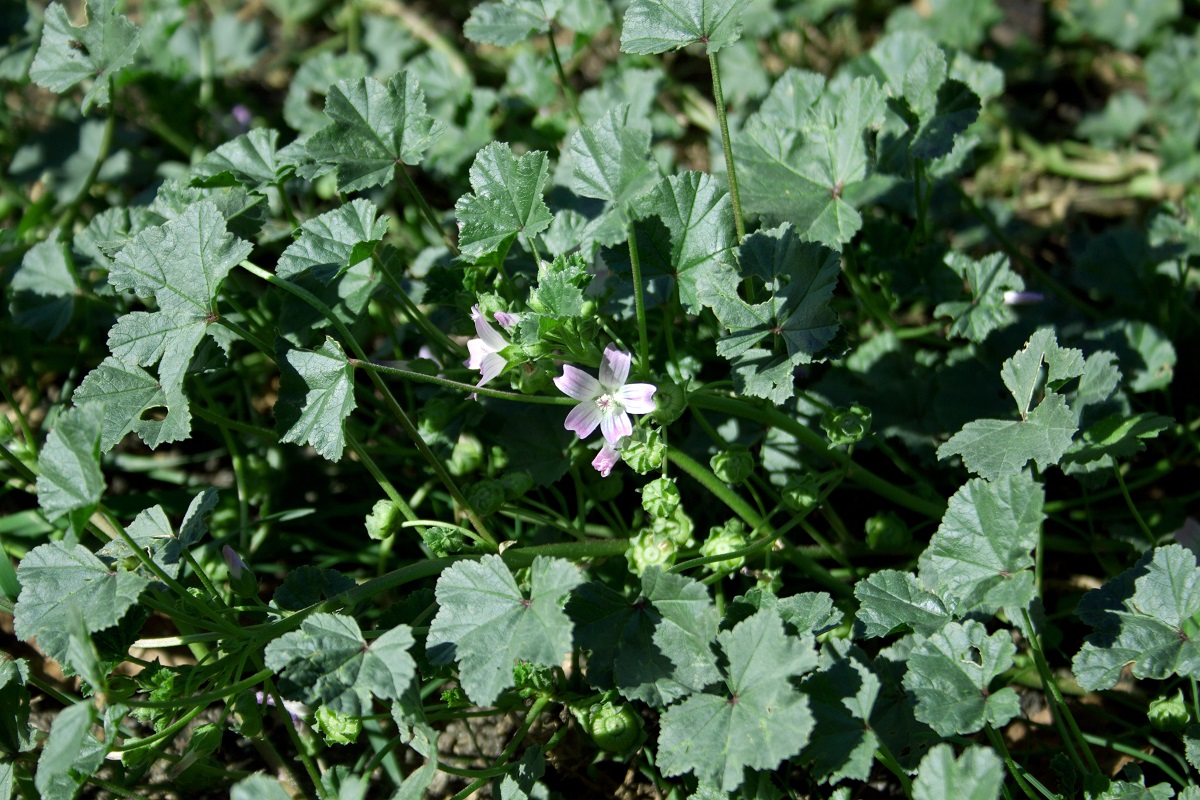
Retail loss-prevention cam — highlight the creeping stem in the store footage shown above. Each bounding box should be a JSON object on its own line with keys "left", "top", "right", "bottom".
{"left": 626, "top": 222, "right": 651, "bottom": 377}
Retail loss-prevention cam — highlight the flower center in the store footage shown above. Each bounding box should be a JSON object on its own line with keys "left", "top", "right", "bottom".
{"left": 595, "top": 393, "right": 619, "bottom": 414}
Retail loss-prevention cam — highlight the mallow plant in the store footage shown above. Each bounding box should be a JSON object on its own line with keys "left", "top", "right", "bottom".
{"left": 0, "top": 0, "right": 1197, "bottom": 797}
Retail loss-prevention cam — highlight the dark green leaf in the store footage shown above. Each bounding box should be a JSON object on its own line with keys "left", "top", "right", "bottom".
{"left": 29, "top": 0, "right": 140, "bottom": 113}
{"left": 277, "top": 199, "right": 389, "bottom": 282}
{"left": 14, "top": 541, "right": 150, "bottom": 666}
{"left": 264, "top": 613, "right": 415, "bottom": 715}
{"left": 917, "top": 474, "right": 1044, "bottom": 615}
{"left": 0, "top": 658, "right": 34, "bottom": 757}
{"left": 569, "top": 568, "right": 721, "bottom": 707}
{"left": 620, "top": 0, "right": 752, "bottom": 54}
{"left": 306, "top": 72, "right": 445, "bottom": 191}
{"left": 72, "top": 357, "right": 169, "bottom": 451}
{"left": 937, "top": 393, "right": 1077, "bottom": 480}
{"left": 648, "top": 171, "right": 737, "bottom": 314}
{"left": 568, "top": 104, "right": 658, "bottom": 246}
{"left": 657, "top": 609, "right": 817, "bottom": 792}
{"left": 35, "top": 404, "right": 105, "bottom": 524}
{"left": 191, "top": 128, "right": 284, "bottom": 190}
{"left": 902, "top": 620, "right": 1021, "bottom": 736}
{"left": 738, "top": 73, "right": 886, "bottom": 249}
{"left": 8, "top": 239, "right": 76, "bottom": 339}
{"left": 1073, "top": 545, "right": 1200, "bottom": 691}
{"left": 276, "top": 337, "right": 358, "bottom": 462}
{"left": 912, "top": 744, "right": 1004, "bottom": 800}
{"left": 455, "top": 143, "right": 553, "bottom": 266}
{"left": 34, "top": 701, "right": 105, "bottom": 800}
{"left": 854, "top": 570, "right": 950, "bottom": 638}
{"left": 933, "top": 252, "right": 1024, "bottom": 342}
{"left": 427, "top": 556, "right": 582, "bottom": 705}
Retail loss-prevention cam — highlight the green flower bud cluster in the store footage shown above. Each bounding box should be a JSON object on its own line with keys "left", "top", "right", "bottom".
{"left": 621, "top": 428, "right": 667, "bottom": 474}
{"left": 710, "top": 445, "right": 753, "bottom": 484}
{"left": 364, "top": 499, "right": 402, "bottom": 541}
{"left": 1148, "top": 690, "right": 1190, "bottom": 731}
{"left": 821, "top": 403, "right": 872, "bottom": 446}
{"left": 652, "top": 379, "right": 687, "bottom": 425}
{"left": 626, "top": 529, "right": 676, "bottom": 575}
{"left": 570, "top": 694, "right": 645, "bottom": 755}
{"left": 865, "top": 511, "right": 910, "bottom": 550}
{"left": 782, "top": 475, "right": 822, "bottom": 512}
{"left": 314, "top": 706, "right": 361, "bottom": 745}
{"left": 513, "top": 661, "right": 559, "bottom": 696}
{"left": 448, "top": 433, "right": 484, "bottom": 476}
{"left": 700, "top": 519, "right": 749, "bottom": 575}
{"left": 640, "top": 477, "right": 680, "bottom": 519}
{"left": 421, "top": 526, "right": 468, "bottom": 557}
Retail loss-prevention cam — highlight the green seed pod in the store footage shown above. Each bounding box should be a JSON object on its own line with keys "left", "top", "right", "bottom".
{"left": 710, "top": 445, "right": 754, "bottom": 485}
{"left": 577, "top": 698, "right": 645, "bottom": 755}
{"left": 1148, "top": 690, "right": 1190, "bottom": 731}
{"left": 627, "top": 529, "right": 677, "bottom": 575}
{"left": 651, "top": 505, "right": 695, "bottom": 547}
{"left": 652, "top": 379, "right": 686, "bottom": 425}
{"left": 621, "top": 429, "right": 666, "bottom": 474}
{"left": 364, "top": 499, "right": 401, "bottom": 541}
{"left": 447, "top": 433, "right": 484, "bottom": 476}
{"left": 865, "top": 511, "right": 910, "bottom": 551}
{"left": 314, "top": 706, "right": 361, "bottom": 746}
{"left": 700, "top": 519, "right": 749, "bottom": 575}
{"left": 782, "top": 475, "right": 822, "bottom": 513}
{"left": 516, "top": 360, "right": 553, "bottom": 394}
{"left": 640, "top": 477, "right": 680, "bottom": 519}
{"left": 821, "top": 404, "right": 872, "bottom": 446}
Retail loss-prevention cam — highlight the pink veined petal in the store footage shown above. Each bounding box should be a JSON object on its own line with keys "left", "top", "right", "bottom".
{"left": 554, "top": 365, "right": 601, "bottom": 400}
{"left": 592, "top": 444, "right": 620, "bottom": 477}
{"left": 600, "top": 410, "right": 632, "bottom": 444}
{"left": 599, "top": 343, "right": 631, "bottom": 390}
{"left": 494, "top": 310, "right": 519, "bottom": 331}
{"left": 474, "top": 314, "right": 509, "bottom": 351}
{"left": 617, "top": 383, "right": 657, "bottom": 415}
{"left": 478, "top": 352, "right": 506, "bottom": 386}
{"left": 564, "top": 402, "right": 603, "bottom": 440}
{"left": 465, "top": 338, "right": 490, "bottom": 370}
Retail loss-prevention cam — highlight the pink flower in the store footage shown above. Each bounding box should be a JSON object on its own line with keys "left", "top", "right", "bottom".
{"left": 464, "top": 305, "right": 510, "bottom": 388}
{"left": 592, "top": 443, "right": 621, "bottom": 477}
{"left": 554, "top": 345, "right": 656, "bottom": 445}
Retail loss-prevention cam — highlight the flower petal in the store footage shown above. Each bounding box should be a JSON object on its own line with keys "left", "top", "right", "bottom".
{"left": 564, "top": 401, "right": 602, "bottom": 440}
{"left": 494, "top": 310, "right": 519, "bottom": 331}
{"left": 592, "top": 444, "right": 621, "bottom": 477}
{"left": 478, "top": 352, "right": 506, "bottom": 386}
{"left": 617, "top": 383, "right": 657, "bottom": 415}
{"left": 600, "top": 410, "right": 632, "bottom": 444}
{"left": 474, "top": 313, "right": 509, "bottom": 351}
{"left": 599, "top": 343, "right": 631, "bottom": 390}
{"left": 554, "top": 365, "right": 601, "bottom": 400}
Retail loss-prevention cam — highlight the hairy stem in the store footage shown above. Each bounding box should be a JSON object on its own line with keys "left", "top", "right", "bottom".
{"left": 709, "top": 53, "right": 745, "bottom": 243}
{"left": 627, "top": 222, "right": 651, "bottom": 377}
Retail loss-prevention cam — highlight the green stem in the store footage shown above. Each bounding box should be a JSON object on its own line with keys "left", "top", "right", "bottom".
{"left": 122, "top": 668, "right": 274, "bottom": 712}
{"left": 448, "top": 696, "right": 551, "bottom": 800}
{"left": 1080, "top": 731, "right": 1188, "bottom": 786}
{"left": 708, "top": 52, "right": 745, "bottom": 243}
{"left": 192, "top": 404, "right": 277, "bottom": 443}
{"left": 215, "top": 316, "right": 274, "bottom": 357}
{"left": 626, "top": 223, "right": 651, "bottom": 378}
{"left": 56, "top": 76, "right": 117, "bottom": 233}
{"left": 239, "top": 261, "right": 495, "bottom": 549}
{"left": 264, "top": 675, "right": 328, "bottom": 799}
{"left": 0, "top": 377, "right": 36, "bottom": 452}
{"left": 842, "top": 247, "right": 897, "bottom": 332}
{"left": 345, "top": 431, "right": 426, "bottom": 542}
{"left": 396, "top": 165, "right": 458, "bottom": 255}
{"left": 546, "top": 27, "right": 582, "bottom": 126}
{"left": 689, "top": 393, "right": 946, "bottom": 518}
{"left": 369, "top": 361, "right": 574, "bottom": 404}
{"left": 666, "top": 446, "right": 851, "bottom": 597}
{"left": 1113, "top": 464, "right": 1156, "bottom": 545}
{"left": 874, "top": 742, "right": 914, "bottom": 799}
{"left": 984, "top": 725, "right": 1039, "bottom": 800}
{"left": 375, "top": 253, "right": 464, "bottom": 357}
{"left": 0, "top": 439, "right": 36, "bottom": 486}
{"left": 1019, "top": 609, "right": 1101, "bottom": 776}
